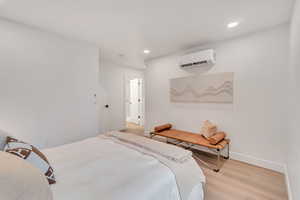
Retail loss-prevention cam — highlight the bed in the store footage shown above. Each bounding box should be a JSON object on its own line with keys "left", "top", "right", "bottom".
{"left": 42, "top": 132, "right": 205, "bottom": 200}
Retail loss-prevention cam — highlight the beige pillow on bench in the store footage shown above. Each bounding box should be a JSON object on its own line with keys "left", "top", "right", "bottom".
{"left": 200, "top": 120, "right": 217, "bottom": 139}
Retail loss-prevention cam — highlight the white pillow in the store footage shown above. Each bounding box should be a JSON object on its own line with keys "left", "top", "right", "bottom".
{"left": 5, "top": 137, "right": 56, "bottom": 184}
{"left": 0, "top": 151, "right": 53, "bottom": 200}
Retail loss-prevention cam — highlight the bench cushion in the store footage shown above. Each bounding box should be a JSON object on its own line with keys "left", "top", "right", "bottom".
{"left": 154, "top": 129, "right": 229, "bottom": 150}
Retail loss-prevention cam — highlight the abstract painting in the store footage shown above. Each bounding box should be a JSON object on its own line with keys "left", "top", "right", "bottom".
{"left": 170, "top": 72, "right": 234, "bottom": 103}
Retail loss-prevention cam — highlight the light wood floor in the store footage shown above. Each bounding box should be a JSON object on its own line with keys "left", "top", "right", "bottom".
{"left": 120, "top": 122, "right": 144, "bottom": 134}
{"left": 121, "top": 129, "right": 288, "bottom": 200}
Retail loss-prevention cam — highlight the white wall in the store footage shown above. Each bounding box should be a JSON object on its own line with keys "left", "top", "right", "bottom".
{"left": 0, "top": 19, "right": 99, "bottom": 148}
{"left": 145, "top": 24, "right": 289, "bottom": 172}
{"left": 98, "top": 60, "right": 144, "bottom": 132}
{"left": 288, "top": 0, "right": 300, "bottom": 199}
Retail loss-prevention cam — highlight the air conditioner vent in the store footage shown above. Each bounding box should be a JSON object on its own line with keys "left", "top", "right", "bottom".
{"left": 179, "top": 49, "right": 215, "bottom": 69}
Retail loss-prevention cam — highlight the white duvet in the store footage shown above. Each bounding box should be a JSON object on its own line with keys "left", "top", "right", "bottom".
{"left": 43, "top": 135, "right": 205, "bottom": 200}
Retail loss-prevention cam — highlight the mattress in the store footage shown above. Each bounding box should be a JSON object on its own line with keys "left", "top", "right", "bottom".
{"left": 43, "top": 135, "right": 205, "bottom": 200}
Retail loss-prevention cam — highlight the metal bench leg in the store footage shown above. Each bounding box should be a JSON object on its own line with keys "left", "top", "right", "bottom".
{"left": 214, "top": 149, "right": 221, "bottom": 172}
{"left": 223, "top": 143, "right": 230, "bottom": 160}
{"left": 149, "top": 132, "right": 155, "bottom": 138}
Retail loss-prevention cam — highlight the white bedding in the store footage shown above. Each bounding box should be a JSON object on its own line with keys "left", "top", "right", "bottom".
{"left": 43, "top": 135, "right": 205, "bottom": 200}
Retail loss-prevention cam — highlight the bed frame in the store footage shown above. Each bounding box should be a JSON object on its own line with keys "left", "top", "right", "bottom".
{"left": 150, "top": 128, "right": 230, "bottom": 172}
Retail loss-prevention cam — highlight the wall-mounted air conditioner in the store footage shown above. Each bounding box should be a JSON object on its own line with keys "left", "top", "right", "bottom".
{"left": 179, "top": 49, "right": 216, "bottom": 69}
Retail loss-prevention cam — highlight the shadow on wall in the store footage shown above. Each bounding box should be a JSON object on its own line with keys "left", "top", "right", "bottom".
{"left": 181, "top": 65, "right": 213, "bottom": 74}
{"left": 171, "top": 103, "right": 234, "bottom": 111}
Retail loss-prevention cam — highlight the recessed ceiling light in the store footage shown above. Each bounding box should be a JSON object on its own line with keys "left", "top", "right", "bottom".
{"left": 227, "top": 21, "right": 239, "bottom": 29}
{"left": 143, "top": 49, "right": 151, "bottom": 54}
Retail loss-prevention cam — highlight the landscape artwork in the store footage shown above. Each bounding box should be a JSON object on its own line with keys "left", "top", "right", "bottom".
{"left": 170, "top": 72, "right": 234, "bottom": 103}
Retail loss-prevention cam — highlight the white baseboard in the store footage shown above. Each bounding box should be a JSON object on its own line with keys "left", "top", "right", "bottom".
{"left": 184, "top": 145, "right": 285, "bottom": 173}
{"left": 284, "top": 165, "right": 293, "bottom": 200}
{"left": 230, "top": 152, "right": 285, "bottom": 173}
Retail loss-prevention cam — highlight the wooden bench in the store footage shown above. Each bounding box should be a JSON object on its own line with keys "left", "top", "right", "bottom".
{"left": 150, "top": 128, "right": 230, "bottom": 172}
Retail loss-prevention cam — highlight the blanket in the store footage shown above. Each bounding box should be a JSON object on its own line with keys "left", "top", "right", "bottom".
{"left": 102, "top": 132, "right": 205, "bottom": 200}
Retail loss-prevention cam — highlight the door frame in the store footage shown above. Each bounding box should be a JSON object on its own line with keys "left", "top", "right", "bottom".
{"left": 124, "top": 73, "right": 145, "bottom": 128}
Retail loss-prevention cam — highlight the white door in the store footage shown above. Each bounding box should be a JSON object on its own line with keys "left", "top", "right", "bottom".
{"left": 128, "top": 78, "right": 142, "bottom": 125}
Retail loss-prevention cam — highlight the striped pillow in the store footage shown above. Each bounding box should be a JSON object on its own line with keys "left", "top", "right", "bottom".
{"left": 4, "top": 137, "right": 56, "bottom": 184}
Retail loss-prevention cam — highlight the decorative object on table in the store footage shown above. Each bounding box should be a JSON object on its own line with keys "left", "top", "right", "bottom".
{"left": 170, "top": 72, "right": 234, "bottom": 103}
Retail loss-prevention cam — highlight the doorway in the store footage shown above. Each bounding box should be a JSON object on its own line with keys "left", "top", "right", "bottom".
{"left": 125, "top": 77, "right": 144, "bottom": 134}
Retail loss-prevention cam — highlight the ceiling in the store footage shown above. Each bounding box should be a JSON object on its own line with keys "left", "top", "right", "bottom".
{"left": 0, "top": 0, "right": 295, "bottom": 68}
